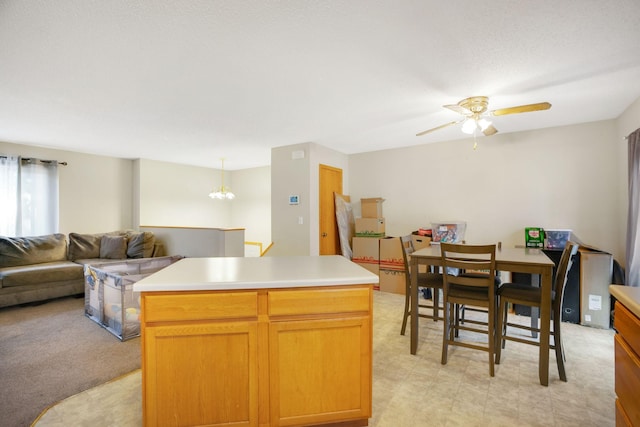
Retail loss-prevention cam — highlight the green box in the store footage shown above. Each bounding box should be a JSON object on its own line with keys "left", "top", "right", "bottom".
{"left": 525, "top": 227, "right": 545, "bottom": 248}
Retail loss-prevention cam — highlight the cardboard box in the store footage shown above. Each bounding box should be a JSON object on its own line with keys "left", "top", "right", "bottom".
{"left": 354, "top": 262, "right": 380, "bottom": 291}
{"left": 351, "top": 236, "right": 380, "bottom": 265}
{"left": 411, "top": 234, "right": 432, "bottom": 251}
{"left": 379, "top": 269, "right": 406, "bottom": 295}
{"left": 579, "top": 248, "right": 613, "bottom": 329}
{"left": 379, "top": 237, "right": 404, "bottom": 272}
{"left": 355, "top": 218, "right": 385, "bottom": 237}
{"left": 361, "top": 198, "right": 385, "bottom": 218}
{"left": 352, "top": 236, "right": 381, "bottom": 290}
{"left": 525, "top": 227, "right": 545, "bottom": 248}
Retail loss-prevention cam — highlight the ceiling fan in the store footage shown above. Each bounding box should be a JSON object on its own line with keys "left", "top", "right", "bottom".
{"left": 416, "top": 96, "right": 551, "bottom": 137}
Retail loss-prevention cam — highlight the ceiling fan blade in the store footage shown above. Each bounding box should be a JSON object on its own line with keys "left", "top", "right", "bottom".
{"left": 416, "top": 119, "right": 464, "bottom": 136}
{"left": 482, "top": 124, "right": 498, "bottom": 136}
{"left": 443, "top": 103, "right": 471, "bottom": 115}
{"left": 489, "top": 102, "right": 551, "bottom": 116}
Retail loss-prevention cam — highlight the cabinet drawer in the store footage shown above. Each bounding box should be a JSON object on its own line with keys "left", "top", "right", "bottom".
{"left": 143, "top": 292, "right": 258, "bottom": 322}
{"left": 615, "top": 302, "right": 640, "bottom": 357}
{"left": 614, "top": 335, "right": 640, "bottom": 427}
{"left": 269, "top": 287, "right": 371, "bottom": 317}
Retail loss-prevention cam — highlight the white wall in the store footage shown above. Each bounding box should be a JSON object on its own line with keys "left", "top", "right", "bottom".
{"left": 349, "top": 120, "right": 621, "bottom": 259}
{"left": 137, "top": 158, "right": 231, "bottom": 228}
{"left": 228, "top": 166, "right": 271, "bottom": 246}
{"left": 269, "top": 142, "right": 348, "bottom": 256}
{"left": 269, "top": 143, "right": 311, "bottom": 256}
{"left": 0, "top": 141, "right": 133, "bottom": 234}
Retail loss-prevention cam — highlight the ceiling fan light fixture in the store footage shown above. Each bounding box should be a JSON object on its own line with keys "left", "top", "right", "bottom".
{"left": 477, "top": 118, "right": 492, "bottom": 131}
{"left": 415, "top": 96, "right": 551, "bottom": 138}
{"left": 461, "top": 118, "right": 477, "bottom": 134}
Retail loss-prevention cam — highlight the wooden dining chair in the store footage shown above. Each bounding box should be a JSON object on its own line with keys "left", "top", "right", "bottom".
{"left": 440, "top": 243, "right": 498, "bottom": 376}
{"left": 400, "top": 235, "right": 444, "bottom": 336}
{"left": 495, "top": 241, "right": 579, "bottom": 381}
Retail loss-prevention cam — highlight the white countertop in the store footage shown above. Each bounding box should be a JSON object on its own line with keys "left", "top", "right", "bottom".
{"left": 610, "top": 285, "right": 640, "bottom": 318}
{"left": 132, "top": 255, "right": 380, "bottom": 292}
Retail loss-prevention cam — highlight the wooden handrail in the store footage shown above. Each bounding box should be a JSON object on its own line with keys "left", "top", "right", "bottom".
{"left": 244, "top": 241, "right": 274, "bottom": 256}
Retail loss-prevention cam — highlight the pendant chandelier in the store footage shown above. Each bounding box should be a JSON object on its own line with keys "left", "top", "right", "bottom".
{"left": 208, "top": 158, "right": 235, "bottom": 200}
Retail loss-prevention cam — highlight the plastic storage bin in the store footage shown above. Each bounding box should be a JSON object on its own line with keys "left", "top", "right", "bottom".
{"left": 544, "top": 229, "right": 572, "bottom": 249}
{"left": 431, "top": 222, "right": 466, "bottom": 244}
{"left": 84, "top": 255, "right": 183, "bottom": 340}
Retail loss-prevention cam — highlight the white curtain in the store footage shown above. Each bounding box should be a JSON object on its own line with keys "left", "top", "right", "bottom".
{"left": 626, "top": 128, "right": 640, "bottom": 287}
{"left": 0, "top": 156, "right": 59, "bottom": 237}
{"left": 0, "top": 156, "right": 20, "bottom": 236}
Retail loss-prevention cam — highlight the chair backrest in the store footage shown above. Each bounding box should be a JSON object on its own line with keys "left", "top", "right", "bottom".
{"left": 552, "top": 241, "right": 580, "bottom": 318}
{"left": 399, "top": 235, "right": 415, "bottom": 291}
{"left": 399, "top": 235, "right": 413, "bottom": 273}
{"left": 440, "top": 243, "right": 497, "bottom": 292}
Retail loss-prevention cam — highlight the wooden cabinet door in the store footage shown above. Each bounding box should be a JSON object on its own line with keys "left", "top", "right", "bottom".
{"left": 143, "top": 321, "right": 259, "bottom": 427}
{"left": 269, "top": 316, "right": 372, "bottom": 426}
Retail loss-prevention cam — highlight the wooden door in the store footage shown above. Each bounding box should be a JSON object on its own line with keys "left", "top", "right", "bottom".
{"left": 319, "top": 164, "right": 343, "bottom": 255}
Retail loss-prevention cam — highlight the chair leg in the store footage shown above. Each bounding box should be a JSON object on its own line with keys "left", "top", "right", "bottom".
{"left": 495, "top": 298, "right": 507, "bottom": 364}
{"left": 400, "top": 283, "right": 410, "bottom": 335}
{"left": 433, "top": 288, "right": 440, "bottom": 321}
{"left": 554, "top": 313, "right": 567, "bottom": 381}
{"left": 441, "top": 302, "right": 450, "bottom": 365}
{"left": 488, "top": 302, "right": 495, "bottom": 377}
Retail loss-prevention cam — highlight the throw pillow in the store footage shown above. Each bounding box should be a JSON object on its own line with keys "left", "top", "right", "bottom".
{"left": 99, "top": 235, "right": 128, "bottom": 259}
{"left": 68, "top": 233, "right": 103, "bottom": 260}
{"left": 126, "top": 231, "right": 156, "bottom": 258}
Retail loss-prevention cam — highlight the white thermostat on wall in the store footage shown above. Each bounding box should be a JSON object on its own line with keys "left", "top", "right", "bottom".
{"left": 289, "top": 195, "right": 300, "bottom": 205}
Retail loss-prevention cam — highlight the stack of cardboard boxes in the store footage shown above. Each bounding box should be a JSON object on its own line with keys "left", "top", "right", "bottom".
{"left": 351, "top": 198, "right": 406, "bottom": 294}
{"left": 352, "top": 198, "right": 385, "bottom": 290}
{"left": 354, "top": 198, "right": 386, "bottom": 238}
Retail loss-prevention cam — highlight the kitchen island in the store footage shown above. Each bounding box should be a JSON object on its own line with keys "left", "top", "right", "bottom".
{"left": 133, "top": 255, "right": 378, "bottom": 427}
{"left": 610, "top": 285, "right": 640, "bottom": 427}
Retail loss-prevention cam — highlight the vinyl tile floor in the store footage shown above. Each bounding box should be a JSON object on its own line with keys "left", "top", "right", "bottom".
{"left": 33, "top": 291, "right": 616, "bottom": 427}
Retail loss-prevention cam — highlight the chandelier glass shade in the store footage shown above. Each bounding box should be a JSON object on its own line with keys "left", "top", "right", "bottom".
{"left": 208, "top": 158, "right": 235, "bottom": 200}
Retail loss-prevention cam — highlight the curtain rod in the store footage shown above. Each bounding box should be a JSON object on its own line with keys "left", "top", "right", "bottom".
{"left": 0, "top": 155, "right": 67, "bottom": 165}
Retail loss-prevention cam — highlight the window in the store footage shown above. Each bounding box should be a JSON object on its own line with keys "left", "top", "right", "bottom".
{"left": 0, "top": 156, "right": 60, "bottom": 236}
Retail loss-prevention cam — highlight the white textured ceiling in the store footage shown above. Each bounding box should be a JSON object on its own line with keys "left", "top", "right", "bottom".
{"left": 1, "top": 0, "right": 639, "bottom": 170}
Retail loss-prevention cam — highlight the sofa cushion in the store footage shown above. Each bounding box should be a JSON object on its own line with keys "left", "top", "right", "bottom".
{"left": 72, "top": 258, "right": 128, "bottom": 266}
{"left": 0, "top": 234, "right": 67, "bottom": 268}
{"left": 68, "top": 233, "right": 104, "bottom": 260}
{"left": 126, "top": 231, "right": 156, "bottom": 259}
{"left": 100, "top": 235, "right": 128, "bottom": 259}
{"left": 0, "top": 261, "right": 84, "bottom": 287}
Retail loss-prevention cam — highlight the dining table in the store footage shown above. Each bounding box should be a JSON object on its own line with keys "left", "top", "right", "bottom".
{"left": 409, "top": 244, "right": 556, "bottom": 386}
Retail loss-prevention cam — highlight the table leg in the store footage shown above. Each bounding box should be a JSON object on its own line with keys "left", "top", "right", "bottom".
{"left": 530, "top": 274, "right": 539, "bottom": 339}
{"left": 539, "top": 267, "right": 553, "bottom": 386}
{"left": 410, "top": 258, "right": 419, "bottom": 355}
